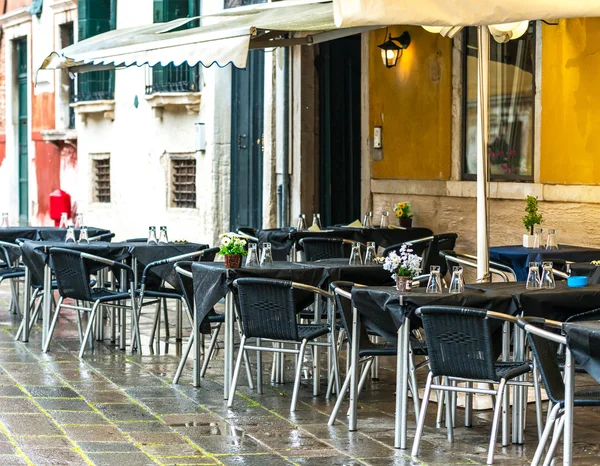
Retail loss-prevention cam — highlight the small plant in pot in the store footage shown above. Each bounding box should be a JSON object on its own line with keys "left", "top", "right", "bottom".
{"left": 218, "top": 233, "right": 247, "bottom": 268}
{"left": 382, "top": 244, "right": 422, "bottom": 291}
{"left": 394, "top": 202, "right": 413, "bottom": 228}
{"left": 522, "top": 195, "right": 543, "bottom": 248}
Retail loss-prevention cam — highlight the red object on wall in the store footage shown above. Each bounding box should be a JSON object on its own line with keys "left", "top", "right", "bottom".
{"left": 49, "top": 189, "right": 71, "bottom": 226}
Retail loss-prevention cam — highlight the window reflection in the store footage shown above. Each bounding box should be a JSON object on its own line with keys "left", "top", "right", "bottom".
{"left": 463, "top": 25, "right": 535, "bottom": 180}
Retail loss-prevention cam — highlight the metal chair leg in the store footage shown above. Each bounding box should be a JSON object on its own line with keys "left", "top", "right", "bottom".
{"left": 487, "top": 379, "right": 507, "bottom": 465}
{"left": 328, "top": 363, "right": 355, "bottom": 426}
{"left": 465, "top": 382, "right": 473, "bottom": 427}
{"left": 445, "top": 380, "right": 454, "bottom": 443}
{"left": 79, "top": 301, "right": 101, "bottom": 358}
{"left": 533, "top": 359, "right": 544, "bottom": 440}
{"left": 256, "top": 338, "right": 262, "bottom": 395}
{"left": 42, "top": 297, "right": 64, "bottom": 353}
{"left": 408, "top": 348, "right": 421, "bottom": 422}
{"left": 162, "top": 297, "right": 170, "bottom": 339}
{"left": 542, "top": 415, "right": 565, "bottom": 466}
{"left": 411, "top": 371, "right": 434, "bottom": 457}
{"left": 173, "top": 333, "right": 194, "bottom": 384}
{"left": 291, "top": 340, "right": 308, "bottom": 412}
{"left": 227, "top": 335, "right": 247, "bottom": 408}
{"left": 149, "top": 299, "right": 161, "bottom": 345}
{"left": 200, "top": 324, "right": 221, "bottom": 378}
{"left": 531, "top": 403, "right": 561, "bottom": 466}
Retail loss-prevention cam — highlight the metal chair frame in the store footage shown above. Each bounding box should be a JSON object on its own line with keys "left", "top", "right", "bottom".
{"left": 44, "top": 248, "right": 140, "bottom": 358}
{"left": 412, "top": 307, "right": 532, "bottom": 465}
{"left": 0, "top": 241, "right": 25, "bottom": 317}
{"left": 439, "top": 250, "right": 518, "bottom": 282}
{"left": 228, "top": 278, "right": 338, "bottom": 412}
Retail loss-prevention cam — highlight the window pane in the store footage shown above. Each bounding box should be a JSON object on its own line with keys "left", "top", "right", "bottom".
{"left": 463, "top": 25, "right": 535, "bottom": 179}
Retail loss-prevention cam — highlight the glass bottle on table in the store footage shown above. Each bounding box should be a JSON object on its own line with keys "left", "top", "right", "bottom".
{"left": 75, "top": 213, "right": 84, "bottom": 229}
{"left": 260, "top": 242, "right": 274, "bottom": 267}
{"left": 380, "top": 211, "right": 389, "bottom": 228}
{"left": 364, "top": 242, "right": 377, "bottom": 265}
{"left": 362, "top": 212, "right": 373, "bottom": 228}
{"left": 158, "top": 226, "right": 169, "bottom": 244}
{"left": 65, "top": 226, "right": 76, "bottom": 243}
{"left": 147, "top": 226, "right": 158, "bottom": 245}
{"left": 0, "top": 213, "right": 8, "bottom": 228}
{"left": 59, "top": 212, "right": 69, "bottom": 228}
{"left": 545, "top": 229, "right": 558, "bottom": 251}
{"left": 296, "top": 214, "right": 307, "bottom": 231}
{"left": 246, "top": 243, "right": 259, "bottom": 267}
{"left": 349, "top": 242, "right": 363, "bottom": 265}
{"left": 312, "top": 213, "right": 322, "bottom": 230}
{"left": 449, "top": 266, "right": 464, "bottom": 294}
{"left": 78, "top": 226, "right": 89, "bottom": 244}
{"left": 540, "top": 261, "right": 556, "bottom": 289}
{"left": 426, "top": 265, "right": 442, "bottom": 294}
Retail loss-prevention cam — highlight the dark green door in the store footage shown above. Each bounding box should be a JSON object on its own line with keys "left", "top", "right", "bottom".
{"left": 318, "top": 36, "right": 362, "bottom": 227}
{"left": 230, "top": 50, "right": 264, "bottom": 231}
{"left": 16, "top": 39, "right": 29, "bottom": 226}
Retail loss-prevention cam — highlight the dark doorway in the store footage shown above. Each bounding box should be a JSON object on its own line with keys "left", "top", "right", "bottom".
{"left": 16, "top": 38, "right": 29, "bottom": 226}
{"left": 229, "top": 50, "right": 264, "bottom": 232}
{"left": 318, "top": 36, "right": 362, "bottom": 227}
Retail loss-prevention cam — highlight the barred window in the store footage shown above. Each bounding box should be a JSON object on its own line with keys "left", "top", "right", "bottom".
{"left": 92, "top": 155, "right": 111, "bottom": 203}
{"left": 171, "top": 157, "right": 197, "bottom": 208}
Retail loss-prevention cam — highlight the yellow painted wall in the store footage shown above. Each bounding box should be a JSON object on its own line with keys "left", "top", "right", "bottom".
{"left": 541, "top": 18, "right": 600, "bottom": 185}
{"left": 370, "top": 26, "right": 452, "bottom": 180}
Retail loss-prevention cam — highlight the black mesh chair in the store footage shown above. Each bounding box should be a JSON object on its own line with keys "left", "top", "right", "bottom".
{"left": 45, "top": 247, "right": 139, "bottom": 358}
{"left": 440, "top": 250, "right": 517, "bottom": 282}
{"left": 88, "top": 232, "right": 115, "bottom": 242}
{"left": 412, "top": 306, "right": 531, "bottom": 465}
{"left": 136, "top": 247, "right": 218, "bottom": 345}
{"left": 228, "top": 277, "right": 337, "bottom": 412}
{"left": 0, "top": 241, "right": 25, "bottom": 317}
{"left": 298, "top": 237, "right": 358, "bottom": 262}
{"left": 171, "top": 259, "right": 253, "bottom": 386}
{"left": 519, "top": 316, "right": 600, "bottom": 466}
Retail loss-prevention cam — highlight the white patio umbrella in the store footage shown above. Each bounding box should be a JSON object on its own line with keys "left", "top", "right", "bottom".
{"left": 332, "top": 0, "right": 600, "bottom": 284}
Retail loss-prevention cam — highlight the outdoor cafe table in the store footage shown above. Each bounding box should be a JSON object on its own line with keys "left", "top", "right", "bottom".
{"left": 191, "top": 260, "right": 395, "bottom": 398}
{"left": 350, "top": 286, "right": 517, "bottom": 449}
{"left": 489, "top": 245, "right": 600, "bottom": 281}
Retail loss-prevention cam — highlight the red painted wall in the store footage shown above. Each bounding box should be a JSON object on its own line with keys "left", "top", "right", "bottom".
{"left": 32, "top": 132, "right": 61, "bottom": 217}
{"left": 0, "top": 134, "right": 5, "bottom": 168}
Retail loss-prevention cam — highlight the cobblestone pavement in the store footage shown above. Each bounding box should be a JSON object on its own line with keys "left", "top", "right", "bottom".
{"left": 0, "top": 284, "right": 599, "bottom": 465}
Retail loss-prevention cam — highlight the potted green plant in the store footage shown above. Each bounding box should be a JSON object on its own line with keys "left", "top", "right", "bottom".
{"left": 522, "top": 195, "right": 543, "bottom": 248}
{"left": 394, "top": 202, "right": 413, "bottom": 228}
{"left": 218, "top": 233, "right": 248, "bottom": 268}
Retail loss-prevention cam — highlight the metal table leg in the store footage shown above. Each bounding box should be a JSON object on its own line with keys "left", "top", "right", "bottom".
{"left": 563, "top": 346, "right": 574, "bottom": 466}
{"left": 21, "top": 267, "right": 31, "bottom": 342}
{"left": 223, "top": 291, "right": 235, "bottom": 398}
{"left": 348, "top": 305, "right": 361, "bottom": 431}
{"left": 394, "top": 321, "right": 409, "bottom": 449}
{"left": 42, "top": 261, "right": 52, "bottom": 349}
{"left": 313, "top": 294, "right": 321, "bottom": 397}
{"left": 176, "top": 300, "right": 183, "bottom": 341}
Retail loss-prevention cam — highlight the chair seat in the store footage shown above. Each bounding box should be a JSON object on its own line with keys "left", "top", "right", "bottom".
{"left": 0, "top": 267, "right": 25, "bottom": 279}
{"left": 359, "top": 341, "right": 397, "bottom": 358}
{"left": 572, "top": 390, "right": 600, "bottom": 407}
{"left": 297, "top": 324, "right": 330, "bottom": 341}
{"left": 137, "top": 288, "right": 181, "bottom": 299}
{"left": 90, "top": 288, "right": 132, "bottom": 303}
{"left": 495, "top": 361, "right": 532, "bottom": 380}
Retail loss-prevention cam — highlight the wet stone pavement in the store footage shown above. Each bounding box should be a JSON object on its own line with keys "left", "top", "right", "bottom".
{"left": 0, "top": 284, "right": 600, "bottom": 465}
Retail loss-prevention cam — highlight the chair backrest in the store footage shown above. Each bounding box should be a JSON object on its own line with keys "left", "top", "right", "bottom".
{"left": 524, "top": 320, "right": 565, "bottom": 404}
{"left": 48, "top": 248, "right": 93, "bottom": 301}
{"left": 419, "top": 305, "right": 498, "bottom": 381}
{"left": 439, "top": 250, "right": 516, "bottom": 282}
{"left": 234, "top": 278, "right": 299, "bottom": 341}
{"left": 421, "top": 233, "right": 458, "bottom": 277}
{"left": 299, "top": 237, "right": 346, "bottom": 261}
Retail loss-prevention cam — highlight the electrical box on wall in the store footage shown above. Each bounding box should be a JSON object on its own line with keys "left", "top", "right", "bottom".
{"left": 195, "top": 122, "right": 206, "bottom": 152}
{"left": 373, "top": 126, "right": 382, "bottom": 149}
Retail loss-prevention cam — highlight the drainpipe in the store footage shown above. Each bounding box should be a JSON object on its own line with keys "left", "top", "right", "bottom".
{"left": 277, "top": 47, "right": 291, "bottom": 228}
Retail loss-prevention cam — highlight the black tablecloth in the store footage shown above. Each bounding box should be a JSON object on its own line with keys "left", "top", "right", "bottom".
{"left": 0, "top": 227, "right": 111, "bottom": 263}
{"left": 564, "top": 320, "right": 600, "bottom": 384}
{"left": 305, "top": 259, "right": 394, "bottom": 287}
{"left": 352, "top": 286, "right": 517, "bottom": 344}
{"left": 490, "top": 245, "right": 600, "bottom": 281}
{"left": 20, "top": 241, "right": 130, "bottom": 287}
{"left": 467, "top": 281, "right": 600, "bottom": 321}
{"left": 128, "top": 243, "right": 208, "bottom": 288}
{"left": 257, "top": 227, "right": 433, "bottom": 261}
{"left": 568, "top": 263, "right": 600, "bottom": 285}
{"left": 192, "top": 261, "right": 327, "bottom": 333}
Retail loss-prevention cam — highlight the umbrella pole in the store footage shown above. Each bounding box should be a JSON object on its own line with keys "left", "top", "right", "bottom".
{"left": 476, "top": 25, "right": 490, "bottom": 282}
